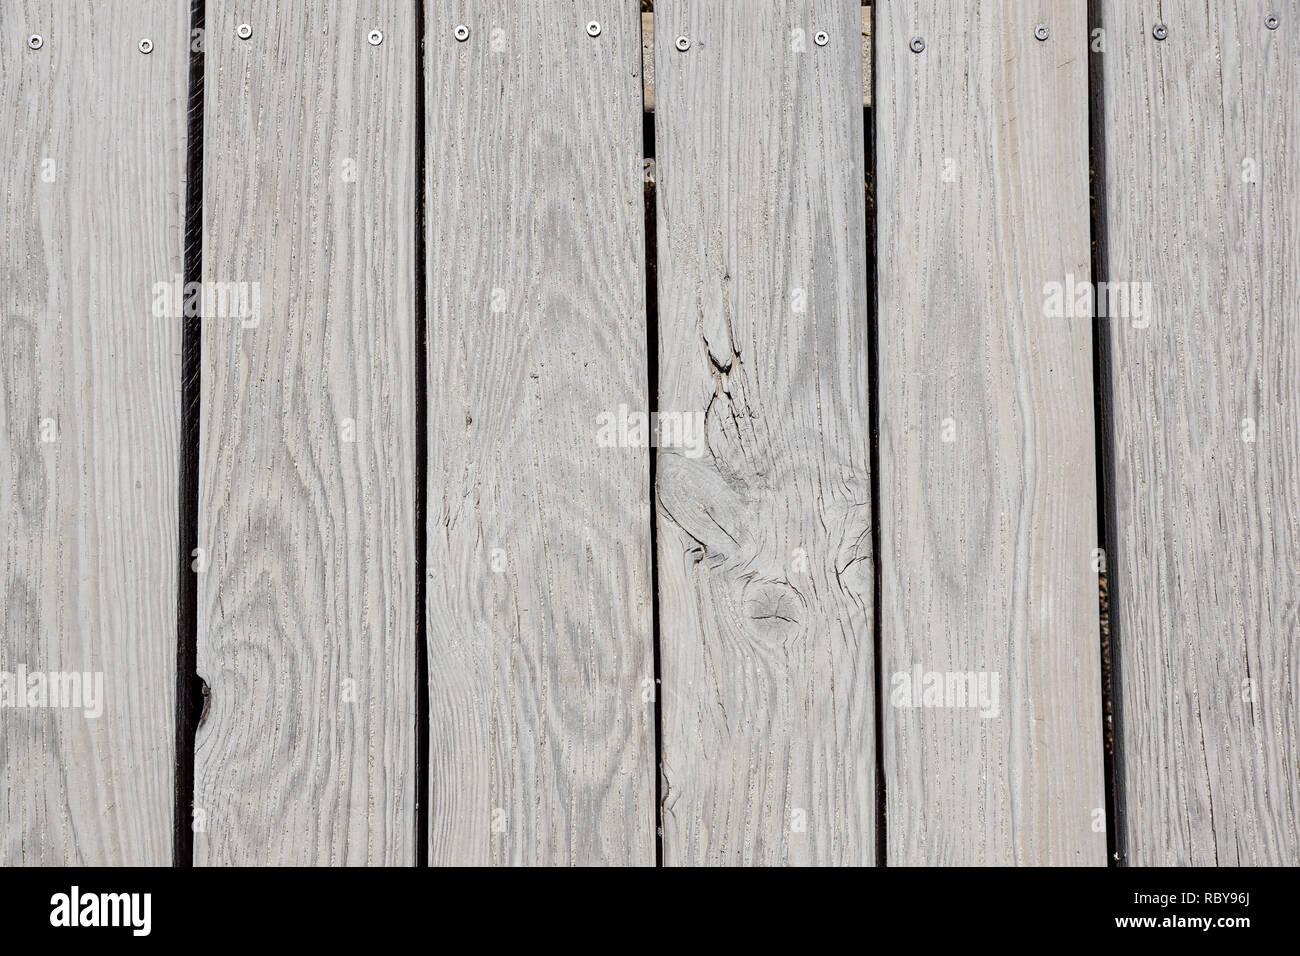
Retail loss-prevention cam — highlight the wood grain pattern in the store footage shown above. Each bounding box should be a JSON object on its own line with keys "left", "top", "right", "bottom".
{"left": 0, "top": 0, "right": 185, "bottom": 865}
{"left": 654, "top": 0, "right": 875, "bottom": 866}
{"left": 1098, "top": 0, "right": 1300, "bottom": 865}
{"left": 195, "top": 0, "right": 416, "bottom": 865}
{"left": 641, "top": 7, "right": 872, "bottom": 111}
{"left": 424, "top": 1, "right": 654, "bottom": 865}
{"left": 876, "top": 0, "right": 1105, "bottom": 864}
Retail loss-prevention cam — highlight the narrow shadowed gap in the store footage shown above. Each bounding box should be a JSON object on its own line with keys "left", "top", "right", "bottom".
{"left": 643, "top": 103, "right": 665, "bottom": 869}
{"left": 413, "top": 0, "right": 430, "bottom": 868}
{"left": 1087, "top": 0, "right": 1124, "bottom": 868}
{"left": 174, "top": 0, "right": 205, "bottom": 868}
{"left": 865, "top": 2, "right": 887, "bottom": 870}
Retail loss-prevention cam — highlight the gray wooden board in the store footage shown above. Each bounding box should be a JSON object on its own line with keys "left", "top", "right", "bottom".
{"left": 654, "top": 0, "right": 875, "bottom": 866}
{"left": 0, "top": 0, "right": 185, "bottom": 865}
{"left": 641, "top": 7, "right": 872, "bottom": 111}
{"left": 875, "top": 0, "right": 1106, "bottom": 864}
{"left": 424, "top": 1, "right": 655, "bottom": 865}
{"left": 1099, "top": 0, "right": 1300, "bottom": 865}
{"left": 195, "top": 0, "right": 417, "bottom": 865}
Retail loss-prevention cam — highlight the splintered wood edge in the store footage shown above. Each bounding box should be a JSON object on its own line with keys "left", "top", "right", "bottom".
{"left": 642, "top": 8, "right": 872, "bottom": 112}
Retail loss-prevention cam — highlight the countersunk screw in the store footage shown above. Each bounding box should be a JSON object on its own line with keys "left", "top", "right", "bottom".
{"left": 1034, "top": 25, "right": 1049, "bottom": 41}
{"left": 236, "top": 23, "right": 252, "bottom": 40}
{"left": 454, "top": 24, "right": 470, "bottom": 42}
{"left": 675, "top": 35, "right": 690, "bottom": 52}
{"left": 138, "top": 38, "right": 154, "bottom": 54}
{"left": 586, "top": 21, "right": 601, "bottom": 38}
{"left": 1266, "top": 15, "right": 1279, "bottom": 30}
{"left": 1152, "top": 23, "right": 1168, "bottom": 40}
{"left": 368, "top": 30, "right": 383, "bottom": 45}
{"left": 910, "top": 36, "right": 925, "bottom": 53}
{"left": 814, "top": 30, "right": 829, "bottom": 47}
{"left": 27, "top": 34, "right": 43, "bottom": 50}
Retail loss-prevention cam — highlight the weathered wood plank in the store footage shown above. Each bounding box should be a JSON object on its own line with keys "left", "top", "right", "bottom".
{"left": 654, "top": 0, "right": 875, "bottom": 866}
{"left": 195, "top": 1, "right": 417, "bottom": 865}
{"left": 425, "top": 2, "right": 654, "bottom": 865}
{"left": 0, "top": 1, "right": 185, "bottom": 864}
{"left": 641, "top": 7, "right": 872, "bottom": 111}
{"left": 876, "top": 1, "right": 1105, "bottom": 864}
{"left": 1098, "top": 1, "right": 1300, "bottom": 865}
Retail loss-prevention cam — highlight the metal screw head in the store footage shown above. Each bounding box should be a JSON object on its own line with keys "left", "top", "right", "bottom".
{"left": 27, "top": 34, "right": 43, "bottom": 50}
{"left": 586, "top": 21, "right": 601, "bottom": 38}
{"left": 1152, "top": 23, "right": 1168, "bottom": 40}
{"left": 910, "top": 36, "right": 925, "bottom": 53}
{"left": 1266, "top": 15, "right": 1279, "bottom": 30}
{"left": 368, "top": 29, "right": 383, "bottom": 45}
{"left": 454, "top": 24, "right": 470, "bottom": 42}
{"left": 236, "top": 23, "right": 252, "bottom": 40}
{"left": 138, "top": 38, "right": 154, "bottom": 54}
{"left": 814, "top": 30, "right": 829, "bottom": 47}
{"left": 1034, "top": 24, "right": 1049, "bottom": 41}
{"left": 675, "top": 35, "right": 690, "bottom": 52}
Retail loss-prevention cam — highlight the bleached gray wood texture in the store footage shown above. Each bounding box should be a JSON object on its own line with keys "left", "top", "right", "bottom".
{"left": 876, "top": 0, "right": 1105, "bottom": 864}
{"left": 424, "top": 1, "right": 655, "bottom": 865}
{"left": 195, "top": 0, "right": 417, "bottom": 865}
{"left": 1099, "top": 1, "right": 1300, "bottom": 865}
{"left": 654, "top": 0, "right": 875, "bottom": 866}
{"left": 641, "top": 7, "right": 872, "bottom": 111}
{"left": 0, "top": 0, "right": 184, "bottom": 865}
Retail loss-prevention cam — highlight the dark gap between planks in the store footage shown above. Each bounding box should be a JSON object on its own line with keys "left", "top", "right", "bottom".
{"left": 864, "top": 0, "right": 886, "bottom": 868}
{"left": 414, "top": 0, "right": 431, "bottom": 868}
{"left": 1087, "top": 0, "right": 1124, "bottom": 867}
{"left": 641, "top": 106, "right": 665, "bottom": 867}
{"left": 174, "top": 0, "right": 206, "bottom": 868}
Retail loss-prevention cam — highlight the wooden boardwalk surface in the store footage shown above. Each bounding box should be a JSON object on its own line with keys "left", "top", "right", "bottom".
{"left": 655, "top": 0, "right": 875, "bottom": 866}
{"left": 1, "top": 1, "right": 1296, "bottom": 867}
{"left": 0, "top": 0, "right": 185, "bottom": 865}
{"left": 424, "top": 0, "right": 653, "bottom": 867}
{"left": 1098, "top": 0, "right": 1300, "bottom": 866}
{"left": 876, "top": 0, "right": 1104, "bottom": 866}
{"left": 195, "top": 0, "right": 418, "bottom": 867}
